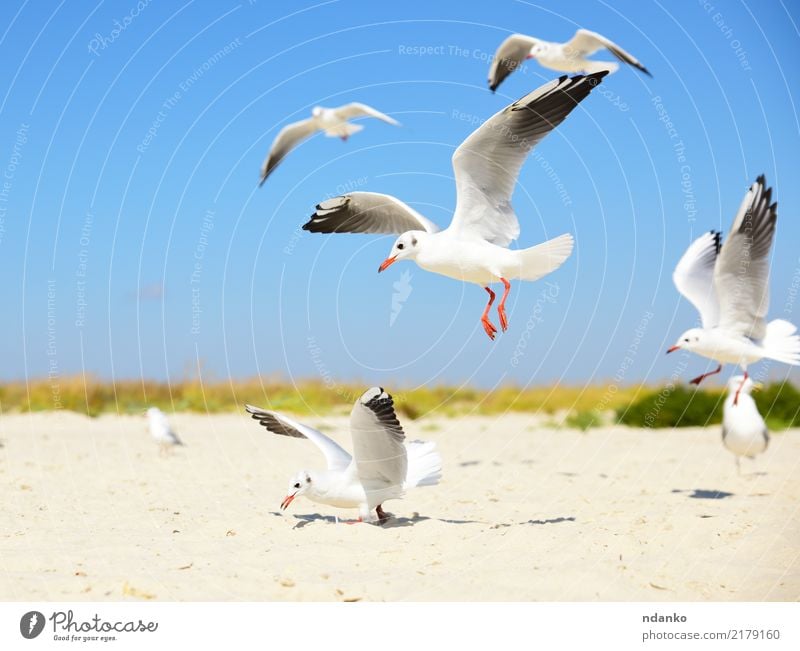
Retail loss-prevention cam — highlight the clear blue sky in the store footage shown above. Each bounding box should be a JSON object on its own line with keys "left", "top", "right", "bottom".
{"left": 1, "top": 0, "right": 799, "bottom": 391}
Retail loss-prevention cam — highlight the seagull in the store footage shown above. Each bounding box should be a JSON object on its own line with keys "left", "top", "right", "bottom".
{"left": 668, "top": 176, "right": 800, "bottom": 404}
{"left": 146, "top": 407, "right": 184, "bottom": 454}
{"left": 722, "top": 375, "right": 768, "bottom": 474}
{"left": 245, "top": 387, "right": 442, "bottom": 524}
{"left": 302, "top": 73, "right": 607, "bottom": 340}
{"left": 259, "top": 103, "right": 400, "bottom": 185}
{"left": 488, "top": 29, "right": 650, "bottom": 92}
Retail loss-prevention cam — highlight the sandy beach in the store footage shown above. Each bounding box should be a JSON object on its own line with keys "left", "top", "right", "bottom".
{"left": 1, "top": 411, "right": 798, "bottom": 602}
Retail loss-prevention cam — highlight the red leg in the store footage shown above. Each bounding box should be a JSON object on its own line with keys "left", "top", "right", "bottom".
{"left": 733, "top": 371, "right": 748, "bottom": 406}
{"left": 497, "top": 277, "right": 511, "bottom": 332}
{"left": 376, "top": 504, "right": 389, "bottom": 524}
{"left": 341, "top": 135, "right": 349, "bottom": 142}
{"left": 481, "top": 287, "right": 498, "bottom": 340}
{"left": 345, "top": 517, "right": 363, "bottom": 525}
{"left": 689, "top": 364, "right": 721, "bottom": 386}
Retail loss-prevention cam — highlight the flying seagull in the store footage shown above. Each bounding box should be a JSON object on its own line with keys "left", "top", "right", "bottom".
{"left": 721, "top": 375, "right": 768, "bottom": 474}
{"left": 245, "top": 387, "right": 441, "bottom": 524}
{"left": 488, "top": 29, "right": 650, "bottom": 92}
{"left": 146, "top": 407, "right": 184, "bottom": 454}
{"left": 302, "top": 72, "right": 607, "bottom": 340}
{"left": 668, "top": 176, "right": 800, "bottom": 403}
{"left": 259, "top": 103, "right": 399, "bottom": 185}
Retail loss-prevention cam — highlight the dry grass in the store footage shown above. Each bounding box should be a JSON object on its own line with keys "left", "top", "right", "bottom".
{"left": 0, "top": 375, "right": 643, "bottom": 419}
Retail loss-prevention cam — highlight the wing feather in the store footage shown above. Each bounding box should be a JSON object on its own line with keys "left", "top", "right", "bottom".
{"left": 259, "top": 118, "right": 320, "bottom": 185}
{"left": 302, "top": 192, "right": 439, "bottom": 235}
{"left": 673, "top": 230, "right": 721, "bottom": 328}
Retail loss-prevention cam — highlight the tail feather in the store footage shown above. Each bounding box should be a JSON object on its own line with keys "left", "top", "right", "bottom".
{"left": 404, "top": 440, "right": 442, "bottom": 489}
{"left": 762, "top": 319, "right": 800, "bottom": 365}
{"left": 515, "top": 233, "right": 574, "bottom": 281}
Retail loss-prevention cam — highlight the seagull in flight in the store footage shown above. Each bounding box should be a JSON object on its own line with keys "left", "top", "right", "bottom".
{"left": 668, "top": 176, "right": 800, "bottom": 404}
{"left": 302, "top": 73, "right": 607, "bottom": 340}
{"left": 245, "top": 387, "right": 442, "bottom": 524}
{"left": 722, "top": 375, "right": 768, "bottom": 474}
{"left": 488, "top": 28, "right": 650, "bottom": 92}
{"left": 259, "top": 103, "right": 399, "bottom": 185}
{"left": 146, "top": 407, "right": 184, "bottom": 454}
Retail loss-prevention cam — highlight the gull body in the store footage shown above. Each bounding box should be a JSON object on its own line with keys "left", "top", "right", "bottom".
{"left": 722, "top": 375, "right": 769, "bottom": 473}
{"left": 259, "top": 102, "right": 399, "bottom": 185}
{"left": 146, "top": 407, "right": 183, "bottom": 452}
{"left": 246, "top": 387, "right": 441, "bottom": 523}
{"left": 488, "top": 29, "right": 650, "bottom": 92}
{"left": 668, "top": 176, "right": 800, "bottom": 403}
{"left": 302, "top": 73, "right": 606, "bottom": 340}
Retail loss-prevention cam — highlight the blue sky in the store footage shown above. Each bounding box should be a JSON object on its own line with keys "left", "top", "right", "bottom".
{"left": 0, "top": 0, "right": 799, "bottom": 391}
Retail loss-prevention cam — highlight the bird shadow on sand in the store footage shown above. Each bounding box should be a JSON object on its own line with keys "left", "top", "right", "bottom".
{"left": 271, "top": 511, "right": 571, "bottom": 529}
{"left": 671, "top": 489, "right": 734, "bottom": 500}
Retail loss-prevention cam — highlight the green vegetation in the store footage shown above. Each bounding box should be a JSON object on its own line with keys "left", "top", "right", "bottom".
{"left": 0, "top": 376, "right": 797, "bottom": 429}
{"left": 616, "top": 382, "right": 800, "bottom": 429}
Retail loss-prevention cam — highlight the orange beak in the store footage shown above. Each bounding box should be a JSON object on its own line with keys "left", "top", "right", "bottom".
{"left": 378, "top": 256, "right": 397, "bottom": 273}
{"left": 666, "top": 346, "right": 680, "bottom": 354}
{"left": 280, "top": 493, "right": 297, "bottom": 510}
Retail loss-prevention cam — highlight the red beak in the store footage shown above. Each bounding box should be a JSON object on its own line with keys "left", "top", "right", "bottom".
{"left": 280, "top": 493, "right": 296, "bottom": 510}
{"left": 526, "top": 53, "right": 535, "bottom": 59}
{"left": 666, "top": 346, "right": 680, "bottom": 354}
{"left": 378, "top": 256, "right": 397, "bottom": 273}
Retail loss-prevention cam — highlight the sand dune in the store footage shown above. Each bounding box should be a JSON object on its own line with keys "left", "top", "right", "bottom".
{"left": 1, "top": 411, "right": 798, "bottom": 601}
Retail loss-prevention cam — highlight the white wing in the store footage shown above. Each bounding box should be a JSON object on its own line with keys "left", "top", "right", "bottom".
{"left": 449, "top": 72, "right": 607, "bottom": 246}
{"left": 672, "top": 231, "right": 721, "bottom": 328}
{"left": 259, "top": 117, "right": 320, "bottom": 185}
{"left": 488, "top": 33, "right": 538, "bottom": 92}
{"left": 563, "top": 29, "right": 651, "bottom": 76}
{"left": 714, "top": 176, "right": 777, "bottom": 339}
{"left": 245, "top": 404, "right": 352, "bottom": 471}
{"left": 302, "top": 191, "right": 440, "bottom": 235}
{"left": 333, "top": 102, "right": 400, "bottom": 126}
{"left": 348, "top": 388, "right": 407, "bottom": 501}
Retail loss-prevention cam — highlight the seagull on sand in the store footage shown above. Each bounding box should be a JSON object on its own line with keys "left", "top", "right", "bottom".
{"left": 302, "top": 73, "right": 607, "bottom": 340}
{"left": 668, "top": 176, "right": 800, "bottom": 404}
{"left": 488, "top": 29, "right": 650, "bottom": 92}
{"left": 245, "top": 387, "right": 442, "bottom": 524}
{"left": 259, "top": 103, "right": 399, "bottom": 185}
{"left": 146, "top": 407, "right": 184, "bottom": 453}
{"left": 722, "top": 375, "right": 768, "bottom": 474}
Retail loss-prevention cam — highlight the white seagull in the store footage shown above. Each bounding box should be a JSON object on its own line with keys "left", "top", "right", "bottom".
{"left": 722, "top": 375, "right": 768, "bottom": 474}
{"left": 302, "top": 73, "right": 607, "bottom": 340}
{"left": 146, "top": 407, "right": 184, "bottom": 453}
{"left": 245, "top": 387, "right": 442, "bottom": 524}
{"left": 259, "top": 103, "right": 400, "bottom": 185}
{"left": 668, "top": 176, "right": 800, "bottom": 403}
{"left": 488, "top": 29, "right": 650, "bottom": 92}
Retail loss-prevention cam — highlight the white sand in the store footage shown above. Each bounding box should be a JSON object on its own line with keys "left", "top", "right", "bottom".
{"left": 1, "top": 411, "right": 798, "bottom": 601}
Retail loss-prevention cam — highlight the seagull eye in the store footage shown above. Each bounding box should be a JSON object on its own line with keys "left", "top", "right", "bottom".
{"left": 293, "top": 483, "right": 300, "bottom": 489}
{"left": 397, "top": 243, "right": 404, "bottom": 250}
{"left": 684, "top": 338, "right": 689, "bottom": 343}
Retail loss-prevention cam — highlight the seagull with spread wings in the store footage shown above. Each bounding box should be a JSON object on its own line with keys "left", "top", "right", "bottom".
{"left": 488, "top": 28, "right": 650, "bottom": 92}
{"left": 259, "top": 103, "right": 399, "bottom": 185}
{"left": 668, "top": 176, "right": 800, "bottom": 404}
{"left": 302, "top": 73, "right": 607, "bottom": 340}
{"left": 245, "top": 387, "right": 441, "bottom": 524}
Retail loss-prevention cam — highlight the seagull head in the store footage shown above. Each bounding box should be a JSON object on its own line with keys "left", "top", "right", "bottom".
{"left": 311, "top": 106, "right": 324, "bottom": 118}
{"left": 281, "top": 470, "right": 313, "bottom": 511}
{"left": 378, "top": 231, "right": 425, "bottom": 273}
{"left": 527, "top": 41, "right": 546, "bottom": 59}
{"left": 667, "top": 328, "right": 705, "bottom": 354}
